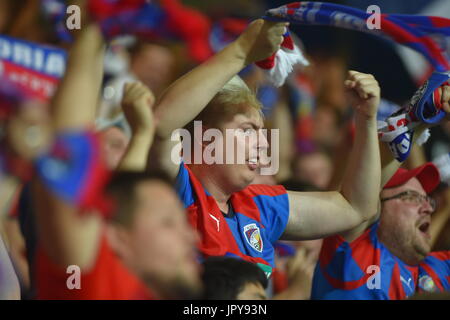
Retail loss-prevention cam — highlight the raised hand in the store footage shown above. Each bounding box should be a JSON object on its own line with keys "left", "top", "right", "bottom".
{"left": 234, "top": 19, "right": 288, "bottom": 65}
{"left": 117, "top": 82, "right": 156, "bottom": 171}
{"left": 344, "top": 71, "right": 380, "bottom": 120}
{"left": 121, "top": 81, "right": 156, "bottom": 135}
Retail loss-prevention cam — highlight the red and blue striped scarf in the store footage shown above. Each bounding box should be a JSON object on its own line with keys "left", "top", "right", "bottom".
{"left": 264, "top": 2, "right": 449, "bottom": 72}
{"left": 36, "top": 0, "right": 450, "bottom": 162}
{"left": 264, "top": 2, "right": 450, "bottom": 162}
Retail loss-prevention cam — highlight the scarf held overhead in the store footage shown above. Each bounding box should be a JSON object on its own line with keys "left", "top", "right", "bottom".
{"left": 263, "top": 2, "right": 450, "bottom": 162}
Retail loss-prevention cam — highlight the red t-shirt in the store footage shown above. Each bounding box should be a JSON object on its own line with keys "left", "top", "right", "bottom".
{"left": 36, "top": 234, "right": 153, "bottom": 300}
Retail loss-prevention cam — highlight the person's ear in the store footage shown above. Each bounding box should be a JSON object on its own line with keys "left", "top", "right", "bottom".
{"left": 105, "top": 223, "right": 132, "bottom": 260}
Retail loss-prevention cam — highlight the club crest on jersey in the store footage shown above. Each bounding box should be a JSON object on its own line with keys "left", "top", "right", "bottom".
{"left": 243, "top": 223, "right": 263, "bottom": 253}
{"left": 418, "top": 275, "right": 438, "bottom": 293}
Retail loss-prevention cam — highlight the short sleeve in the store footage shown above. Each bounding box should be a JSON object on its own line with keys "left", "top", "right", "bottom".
{"left": 247, "top": 184, "right": 290, "bottom": 244}
{"left": 175, "top": 163, "right": 195, "bottom": 208}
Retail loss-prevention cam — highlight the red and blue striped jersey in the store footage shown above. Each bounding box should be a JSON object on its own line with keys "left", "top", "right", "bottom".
{"left": 312, "top": 221, "right": 450, "bottom": 299}
{"left": 175, "top": 163, "right": 290, "bottom": 276}
{"left": 312, "top": 222, "right": 418, "bottom": 300}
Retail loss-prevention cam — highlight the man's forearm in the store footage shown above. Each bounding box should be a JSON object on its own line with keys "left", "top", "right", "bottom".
{"left": 117, "top": 132, "right": 153, "bottom": 172}
{"left": 51, "top": 24, "right": 105, "bottom": 131}
{"left": 154, "top": 19, "right": 288, "bottom": 137}
{"left": 154, "top": 41, "right": 247, "bottom": 138}
{"left": 340, "top": 114, "right": 381, "bottom": 220}
{"left": 379, "top": 124, "right": 429, "bottom": 188}
{"left": 430, "top": 190, "right": 450, "bottom": 247}
{"left": 0, "top": 233, "right": 20, "bottom": 300}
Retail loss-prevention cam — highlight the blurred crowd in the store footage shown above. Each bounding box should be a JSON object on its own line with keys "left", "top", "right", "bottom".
{"left": 0, "top": 0, "right": 450, "bottom": 300}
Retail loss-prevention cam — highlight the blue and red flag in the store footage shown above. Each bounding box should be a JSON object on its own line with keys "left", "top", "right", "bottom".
{"left": 0, "top": 35, "right": 66, "bottom": 102}
{"left": 0, "top": 36, "right": 67, "bottom": 179}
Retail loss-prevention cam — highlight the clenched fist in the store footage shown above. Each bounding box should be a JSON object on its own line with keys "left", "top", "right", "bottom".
{"left": 234, "top": 19, "right": 289, "bottom": 65}
{"left": 121, "top": 82, "right": 155, "bottom": 135}
{"left": 344, "top": 71, "right": 380, "bottom": 120}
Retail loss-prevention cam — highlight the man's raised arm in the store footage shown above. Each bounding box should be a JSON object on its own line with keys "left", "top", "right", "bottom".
{"left": 33, "top": 23, "right": 106, "bottom": 268}
{"left": 283, "top": 71, "right": 381, "bottom": 241}
{"left": 117, "top": 82, "right": 156, "bottom": 172}
{"left": 51, "top": 24, "right": 105, "bottom": 131}
{"left": 154, "top": 20, "right": 288, "bottom": 138}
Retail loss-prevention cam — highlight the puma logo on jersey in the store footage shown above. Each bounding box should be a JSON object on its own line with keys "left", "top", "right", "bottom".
{"left": 400, "top": 276, "right": 413, "bottom": 291}
{"left": 209, "top": 214, "right": 220, "bottom": 232}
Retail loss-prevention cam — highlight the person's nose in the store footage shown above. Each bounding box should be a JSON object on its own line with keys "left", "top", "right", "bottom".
{"left": 420, "top": 198, "right": 434, "bottom": 216}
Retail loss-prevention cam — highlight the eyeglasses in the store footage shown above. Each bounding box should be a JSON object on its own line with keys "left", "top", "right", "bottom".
{"left": 380, "top": 190, "right": 436, "bottom": 212}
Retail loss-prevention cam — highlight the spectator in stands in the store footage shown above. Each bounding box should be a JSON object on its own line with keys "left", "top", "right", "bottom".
{"left": 202, "top": 256, "right": 268, "bottom": 300}
{"left": 6, "top": 21, "right": 202, "bottom": 300}
{"left": 150, "top": 19, "right": 382, "bottom": 280}
{"left": 312, "top": 162, "right": 450, "bottom": 299}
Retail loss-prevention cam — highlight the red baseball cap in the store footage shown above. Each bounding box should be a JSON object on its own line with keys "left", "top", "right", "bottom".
{"left": 383, "top": 163, "right": 441, "bottom": 194}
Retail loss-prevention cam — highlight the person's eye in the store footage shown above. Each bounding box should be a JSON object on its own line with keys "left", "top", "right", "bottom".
{"left": 399, "top": 194, "right": 413, "bottom": 201}
{"left": 411, "top": 197, "right": 421, "bottom": 204}
{"left": 406, "top": 193, "right": 422, "bottom": 203}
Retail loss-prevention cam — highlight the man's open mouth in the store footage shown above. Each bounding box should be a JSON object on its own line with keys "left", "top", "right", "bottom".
{"left": 247, "top": 158, "right": 259, "bottom": 170}
{"left": 418, "top": 221, "right": 430, "bottom": 237}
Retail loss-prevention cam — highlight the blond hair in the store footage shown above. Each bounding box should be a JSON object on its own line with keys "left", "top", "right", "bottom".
{"left": 185, "top": 76, "right": 263, "bottom": 134}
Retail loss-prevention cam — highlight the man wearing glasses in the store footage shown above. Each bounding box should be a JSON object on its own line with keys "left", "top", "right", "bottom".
{"left": 312, "top": 162, "right": 450, "bottom": 299}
